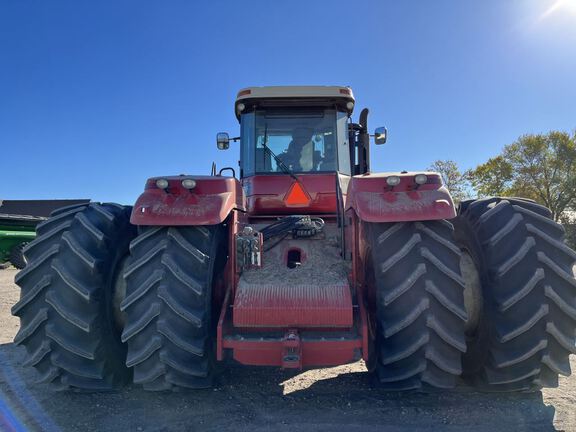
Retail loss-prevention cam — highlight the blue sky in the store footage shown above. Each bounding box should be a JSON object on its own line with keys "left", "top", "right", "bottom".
{"left": 1, "top": 0, "right": 575, "bottom": 204}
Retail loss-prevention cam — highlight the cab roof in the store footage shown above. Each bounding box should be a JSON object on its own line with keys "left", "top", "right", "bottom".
{"left": 234, "top": 86, "right": 355, "bottom": 119}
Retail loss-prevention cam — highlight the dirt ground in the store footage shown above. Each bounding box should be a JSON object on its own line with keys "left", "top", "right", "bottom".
{"left": 1, "top": 268, "right": 575, "bottom": 432}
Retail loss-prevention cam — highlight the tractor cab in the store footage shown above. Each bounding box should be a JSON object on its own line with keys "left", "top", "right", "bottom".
{"left": 217, "top": 86, "right": 385, "bottom": 215}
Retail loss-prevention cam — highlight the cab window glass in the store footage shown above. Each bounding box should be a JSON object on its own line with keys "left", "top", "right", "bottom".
{"left": 240, "top": 112, "right": 255, "bottom": 177}
{"left": 254, "top": 110, "right": 337, "bottom": 173}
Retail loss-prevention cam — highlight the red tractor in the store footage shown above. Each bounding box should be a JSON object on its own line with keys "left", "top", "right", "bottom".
{"left": 13, "top": 86, "right": 576, "bottom": 392}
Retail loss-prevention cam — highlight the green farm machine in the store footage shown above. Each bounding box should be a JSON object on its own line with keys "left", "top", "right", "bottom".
{"left": 0, "top": 214, "right": 39, "bottom": 269}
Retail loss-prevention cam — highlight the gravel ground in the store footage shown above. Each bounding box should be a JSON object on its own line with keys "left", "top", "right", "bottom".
{"left": 1, "top": 268, "right": 575, "bottom": 432}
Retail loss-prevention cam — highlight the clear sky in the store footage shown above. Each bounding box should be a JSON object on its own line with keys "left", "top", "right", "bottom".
{"left": 1, "top": 0, "right": 575, "bottom": 204}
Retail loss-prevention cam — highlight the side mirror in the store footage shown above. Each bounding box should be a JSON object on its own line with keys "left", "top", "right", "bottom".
{"left": 216, "top": 132, "right": 230, "bottom": 150}
{"left": 374, "top": 127, "right": 387, "bottom": 145}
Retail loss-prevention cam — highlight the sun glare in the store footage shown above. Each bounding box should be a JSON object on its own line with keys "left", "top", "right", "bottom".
{"left": 541, "top": 0, "right": 576, "bottom": 19}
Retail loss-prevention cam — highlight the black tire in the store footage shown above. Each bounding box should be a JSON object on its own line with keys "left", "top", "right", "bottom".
{"left": 11, "top": 203, "right": 136, "bottom": 390}
{"left": 121, "top": 225, "right": 225, "bottom": 391}
{"left": 454, "top": 198, "right": 576, "bottom": 391}
{"left": 10, "top": 242, "right": 28, "bottom": 269}
{"left": 366, "top": 220, "right": 468, "bottom": 390}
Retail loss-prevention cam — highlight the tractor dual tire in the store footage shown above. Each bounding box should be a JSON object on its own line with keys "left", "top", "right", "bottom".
{"left": 10, "top": 242, "right": 28, "bottom": 269}
{"left": 454, "top": 198, "right": 576, "bottom": 391}
{"left": 367, "top": 220, "right": 468, "bottom": 390}
{"left": 12, "top": 203, "right": 136, "bottom": 390}
{"left": 121, "top": 225, "right": 224, "bottom": 391}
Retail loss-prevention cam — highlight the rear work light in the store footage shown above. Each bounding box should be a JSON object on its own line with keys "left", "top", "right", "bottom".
{"left": 155, "top": 179, "right": 169, "bottom": 189}
{"left": 414, "top": 174, "right": 428, "bottom": 185}
{"left": 181, "top": 179, "right": 197, "bottom": 189}
{"left": 386, "top": 176, "right": 401, "bottom": 187}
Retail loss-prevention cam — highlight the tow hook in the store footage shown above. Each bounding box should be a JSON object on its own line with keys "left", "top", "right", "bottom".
{"left": 282, "top": 329, "right": 302, "bottom": 369}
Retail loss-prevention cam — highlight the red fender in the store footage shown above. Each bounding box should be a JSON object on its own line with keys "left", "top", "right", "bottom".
{"left": 130, "top": 176, "right": 246, "bottom": 226}
{"left": 345, "top": 172, "right": 456, "bottom": 222}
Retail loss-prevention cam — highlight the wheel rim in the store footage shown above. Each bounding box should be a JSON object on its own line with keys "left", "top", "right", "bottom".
{"left": 112, "top": 255, "right": 129, "bottom": 331}
{"left": 460, "top": 250, "right": 483, "bottom": 335}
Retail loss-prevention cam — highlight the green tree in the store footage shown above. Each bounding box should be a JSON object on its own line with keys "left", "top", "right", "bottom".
{"left": 428, "top": 160, "right": 472, "bottom": 202}
{"left": 467, "top": 131, "right": 576, "bottom": 220}
{"left": 465, "top": 156, "right": 513, "bottom": 197}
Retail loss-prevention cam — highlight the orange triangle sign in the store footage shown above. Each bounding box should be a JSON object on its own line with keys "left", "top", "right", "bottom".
{"left": 284, "top": 181, "right": 311, "bottom": 206}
